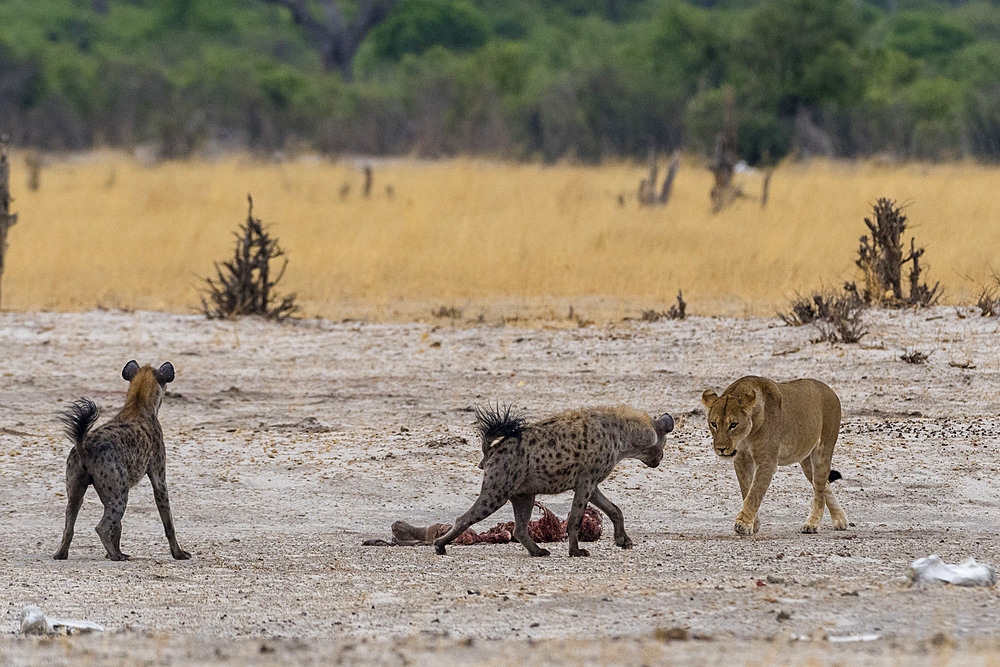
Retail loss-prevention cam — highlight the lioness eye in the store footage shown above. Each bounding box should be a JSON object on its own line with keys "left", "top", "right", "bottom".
{"left": 728, "top": 422, "right": 738, "bottom": 430}
{"left": 709, "top": 422, "right": 717, "bottom": 430}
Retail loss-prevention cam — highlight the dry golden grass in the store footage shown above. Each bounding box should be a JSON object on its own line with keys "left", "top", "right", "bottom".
{"left": 2, "top": 150, "right": 997, "bottom": 321}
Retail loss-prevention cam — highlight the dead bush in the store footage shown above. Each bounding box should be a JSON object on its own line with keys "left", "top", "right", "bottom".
{"left": 856, "top": 198, "right": 940, "bottom": 307}
{"left": 900, "top": 349, "right": 930, "bottom": 364}
{"left": 201, "top": 195, "right": 298, "bottom": 321}
{"left": 640, "top": 290, "right": 687, "bottom": 322}
{"left": 782, "top": 284, "right": 867, "bottom": 343}
{"left": 432, "top": 305, "right": 463, "bottom": 319}
{"left": 975, "top": 277, "right": 1000, "bottom": 316}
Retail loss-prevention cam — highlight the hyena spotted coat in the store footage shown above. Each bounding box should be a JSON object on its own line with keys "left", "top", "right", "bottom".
{"left": 435, "top": 405, "right": 675, "bottom": 557}
{"left": 53, "top": 360, "right": 190, "bottom": 561}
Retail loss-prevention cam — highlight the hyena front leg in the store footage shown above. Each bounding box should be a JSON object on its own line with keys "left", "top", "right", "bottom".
{"left": 95, "top": 493, "right": 130, "bottom": 561}
{"left": 567, "top": 480, "right": 597, "bottom": 557}
{"left": 148, "top": 464, "right": 191, "bottom": 560}
{"left": 435, "top": 450, "right": 526, "bottom": 555}
{"left": 589, "top": 487, "right": 631, "bottom": 549}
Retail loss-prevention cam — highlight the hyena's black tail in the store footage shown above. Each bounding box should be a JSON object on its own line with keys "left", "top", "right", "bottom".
{"left": 60, "top": 398, "right": 99, "bottom": 452}
{"left": 474, "top": 403, "right": 525, "bottom": 468}
{"left": 828, "top": 469, "right": 842, "bottom": 482}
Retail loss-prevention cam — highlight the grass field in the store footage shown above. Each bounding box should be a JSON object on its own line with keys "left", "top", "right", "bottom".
{"left": 2, "top": 150, "right": 997, "bottom": 320}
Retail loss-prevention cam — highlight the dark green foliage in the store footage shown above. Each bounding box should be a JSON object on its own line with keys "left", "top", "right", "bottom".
{"left": 1, "top": 0, "right": 999, "bottom": 161}
{"left": 369, "top": 0, "right": 489, "bottom": 61}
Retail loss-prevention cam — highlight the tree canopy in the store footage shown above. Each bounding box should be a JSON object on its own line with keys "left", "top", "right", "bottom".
{"left": 0, "top": 0, "right": 998, "bottom": 163}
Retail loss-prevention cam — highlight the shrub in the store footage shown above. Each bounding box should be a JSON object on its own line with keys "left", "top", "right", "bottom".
{"left": 781, "top": 284, "right": 867, "bottom": 344}
{"left": 856, "top": 198, "right": 939, "bottom": 307}
{"left": 200, "top": 195, "right": 297, "bottom": 321}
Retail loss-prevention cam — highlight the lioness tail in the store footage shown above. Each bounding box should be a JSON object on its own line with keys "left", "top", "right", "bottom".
{"left": 60, "top": 398, "right": 100, "bottom": 453}
{"left": 828, "top": 469, "right": 842, "bottom": 482}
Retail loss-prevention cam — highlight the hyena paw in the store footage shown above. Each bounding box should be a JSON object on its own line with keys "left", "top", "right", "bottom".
{"left": 53, "top": 552, "right": 67, "bottom": 560}
{"left": 617, "top": 536, "right": 633, "bottom": 549}
{"left": 569, "top": 547, "right": 590, "bottom": 557}
{"left": 434, "top": 544, "right": 447, "bottom": 555}
{"left": 800, "top": 522, "right": 819, "bottom": 534}
{"left": 108, "top": 552, "right": 131, "bottom": 561}
{"left": 172, "top": 549, "right": 192, "bottom": 560}
{"left": 530, "top": 548, "right": 551, "bottom": 558}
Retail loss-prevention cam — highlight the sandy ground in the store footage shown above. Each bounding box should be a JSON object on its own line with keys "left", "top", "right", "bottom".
{"left": 1, "top": 307, "right": 999, "bottom": 665}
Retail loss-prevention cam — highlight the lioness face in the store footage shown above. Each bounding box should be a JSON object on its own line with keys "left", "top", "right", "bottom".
{"left": 701, "top": 389, "right": 754, "bottom": 458}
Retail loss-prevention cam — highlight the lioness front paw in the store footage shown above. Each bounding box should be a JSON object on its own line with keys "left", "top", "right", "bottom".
{"left": 734, "top": 512, "right": 758, "bottom": 536}
{"left": 800, "top": 522, "right": 819, "bottom": 534}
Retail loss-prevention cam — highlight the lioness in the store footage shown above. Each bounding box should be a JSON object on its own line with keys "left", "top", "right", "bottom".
{"left": 702, "top": 376, "right": 847, "bottom": 536}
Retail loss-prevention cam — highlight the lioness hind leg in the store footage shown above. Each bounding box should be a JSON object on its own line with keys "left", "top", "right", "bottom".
{"left": 825, "top": 487, "right": 848, "bottom": 530}
{"left": 799, "top": 459, "right": 826, "bottom": 534}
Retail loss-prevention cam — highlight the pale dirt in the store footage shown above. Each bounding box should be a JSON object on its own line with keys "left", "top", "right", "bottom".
{"left": 1, "top": 307, "right": 999, "bottom": 665}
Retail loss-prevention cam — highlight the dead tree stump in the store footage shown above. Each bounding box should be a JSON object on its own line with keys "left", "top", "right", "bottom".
{"left": 363, "top": 165, "right": 373, "bottom": 198}
{"left": 0, "top": 139, "right": 18, "bottom": 309}
{"left": 638, "top": 149, "right": 680, "bottom": 207}
{"left": 25, "top": 150, "right": 41, "bottom": 191}
{"left": 709, "top": 88, "right": 741, "bottom": 213}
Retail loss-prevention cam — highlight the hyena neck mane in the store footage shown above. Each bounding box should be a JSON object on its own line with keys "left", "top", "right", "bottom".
{"left": 586, "top": 406, "right": 656, "bottom": 453}
{"left": 120, "top": 366, "right": 163, "bottom": 419}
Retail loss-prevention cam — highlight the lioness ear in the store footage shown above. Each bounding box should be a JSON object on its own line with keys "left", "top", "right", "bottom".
{"left": 122, "top": 360, "right": 140, "bottom": 382}
{"left": 155, "top": 362, "right": 175, "bottom": 385}
{"left": 701, "top": 390, "right": 719, "bottom": 408}
{"left": 737, "top": 389, "right": 757, "bottom": 409}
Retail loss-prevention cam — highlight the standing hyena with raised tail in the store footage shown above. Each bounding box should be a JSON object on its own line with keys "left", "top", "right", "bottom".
{"left": 435, "top": 404, "right": 675, "bottom": 557}
{"left": 53, "top": 360, "right": 190, "bottom": 561}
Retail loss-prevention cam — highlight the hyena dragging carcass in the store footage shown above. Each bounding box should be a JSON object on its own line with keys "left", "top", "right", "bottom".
{"left": 435, "top": 405, "right": 675, "bottom": 557}
{"left": 53, "top": 360, "right": 190, "bottom": 561}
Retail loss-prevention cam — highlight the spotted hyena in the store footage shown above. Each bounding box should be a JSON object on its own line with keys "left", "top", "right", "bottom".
{"left": 435, "top": 404, "right": 675, "bottom": 557}
{"left": 53, "top": 360, "right": 190, "bottom": 561}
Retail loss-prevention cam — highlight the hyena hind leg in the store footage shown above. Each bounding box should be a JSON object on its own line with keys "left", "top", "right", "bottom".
{"left": 511, "top": 494, "right": 549, "bottom": 557}
{"left": 53, "top": 458, "right": 90, "bottom": 560}
{"left": 434, "top": 455, "right": 525, "bottom": 555}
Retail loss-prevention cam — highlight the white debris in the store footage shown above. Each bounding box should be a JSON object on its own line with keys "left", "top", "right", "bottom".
{"left": 19, "top": 607, "right": 49, "bottom": 635}
{"left": 828, "top": 633, "right": 881, "bottom": 643}
{"left": 908, "top": 555, "right": 996, "bottom": 587}
{"left": 19, "top": 606, "right": 105, "bottom": 635}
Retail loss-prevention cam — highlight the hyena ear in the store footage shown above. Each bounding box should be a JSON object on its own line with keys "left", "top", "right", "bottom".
{"left": 122, "top": 360, "right": 140, "bottom": 381}
{"left": 701, "top": 390, "right": 719, "bottom": 408}
{"left": 654, "top": 413, "right": 674, "bottom": 436}
{"left": 155, "top": 362, "right": 175, "bottom": 385}
{"left": 736, "top": 389, "right": 757, "bottom": 409}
